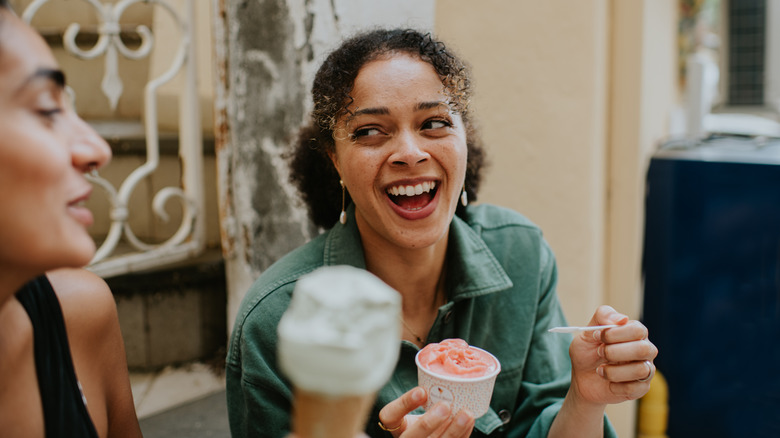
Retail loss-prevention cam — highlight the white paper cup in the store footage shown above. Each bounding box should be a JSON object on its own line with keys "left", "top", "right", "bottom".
{"left": 415, "top": 345, "right": 501, "bottom": 418}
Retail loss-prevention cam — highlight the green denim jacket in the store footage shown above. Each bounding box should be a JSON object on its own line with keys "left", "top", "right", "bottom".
{"left": 226, "top": 203, "right": 616, "bottom": 437}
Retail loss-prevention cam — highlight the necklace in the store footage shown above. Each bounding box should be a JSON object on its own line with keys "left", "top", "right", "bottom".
{"left": 400, "top": 317, "right": 426, "bottom": 345}
{"left": 399, "top": 267, "right": 447, "bottom": 346}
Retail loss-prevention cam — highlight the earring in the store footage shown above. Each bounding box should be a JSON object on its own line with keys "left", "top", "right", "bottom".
{"left": 461, "top": 185, "right": 468, "bottom": 207}
{"left": 339, "top": 180, "right": 347, "bottom": 225}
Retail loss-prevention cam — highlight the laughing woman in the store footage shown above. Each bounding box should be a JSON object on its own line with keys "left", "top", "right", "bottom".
{"left": 0, "top": 3, "right": 142, "bottom": 437}
{"left": 227, "top": 28, "right": 657, "bottom": 438}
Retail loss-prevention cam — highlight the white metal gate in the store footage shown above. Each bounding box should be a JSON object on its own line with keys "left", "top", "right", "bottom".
{"left": 23, "top": 0, "right": 206, "bottom": 277}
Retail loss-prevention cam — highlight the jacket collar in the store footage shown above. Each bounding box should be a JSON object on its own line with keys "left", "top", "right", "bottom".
{"left": 323, "top": 204, "right": 513, "bottom": 300}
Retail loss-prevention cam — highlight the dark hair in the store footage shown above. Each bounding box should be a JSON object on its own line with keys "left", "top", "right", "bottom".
{"left": 288, "top": 28, "right": 487, "bottom": 228}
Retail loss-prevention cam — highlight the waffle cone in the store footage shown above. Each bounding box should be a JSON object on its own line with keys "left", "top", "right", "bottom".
{"left": 290, "top": 389, "right": 376, "bottom": 438}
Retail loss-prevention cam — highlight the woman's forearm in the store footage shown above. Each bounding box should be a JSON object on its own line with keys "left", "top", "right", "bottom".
{"left": 547, "top": 387, "right": 606, "bottom": 438}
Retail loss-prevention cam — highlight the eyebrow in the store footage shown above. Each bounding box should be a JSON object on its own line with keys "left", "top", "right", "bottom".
{"left": 348, "top": 100, "right": 448, "bottom": 120}
{"left": 416, "top": 101, "right": 448, "bottom": 111}
{"left": 15, "top": 68, "right": 66, "bottom": 95}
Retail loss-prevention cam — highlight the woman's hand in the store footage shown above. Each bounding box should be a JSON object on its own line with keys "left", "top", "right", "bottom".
{"left": 378, "top": 387, "right": 475, "bottom": 438}
{"left": 568, "top": 305, "right": 658, "bottom": 406}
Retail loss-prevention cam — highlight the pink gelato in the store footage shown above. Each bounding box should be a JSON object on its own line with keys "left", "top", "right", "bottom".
{"left": 415, "top": 338, "right": 501, "bottom": 417}
{"left": 417, "top": 339, "right": 498, "bottom": 379}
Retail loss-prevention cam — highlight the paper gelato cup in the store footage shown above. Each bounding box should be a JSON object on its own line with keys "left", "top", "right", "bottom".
{"left": 415, "top": 339, "right": 501, "bottom": 418}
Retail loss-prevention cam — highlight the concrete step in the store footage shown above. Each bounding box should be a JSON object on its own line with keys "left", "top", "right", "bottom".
{"left": 106, "top": 249, "right": 227, "bottom": 371}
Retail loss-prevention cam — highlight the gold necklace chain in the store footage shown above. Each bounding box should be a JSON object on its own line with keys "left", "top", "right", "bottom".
{"left": 400, "top": 317, "right": 426, "bottom": 345}
{"left": 399, "top": 265, "right": 446, "bottom": 346}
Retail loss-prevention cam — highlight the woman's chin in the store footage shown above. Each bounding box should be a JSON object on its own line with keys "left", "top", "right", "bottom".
{"left": 54, "top": 239, "right": 96, "bottom": 270}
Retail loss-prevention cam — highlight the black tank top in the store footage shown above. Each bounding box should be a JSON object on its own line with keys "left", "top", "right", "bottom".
{"left": 15, "top": 276, "right": 99, "bottom": 438}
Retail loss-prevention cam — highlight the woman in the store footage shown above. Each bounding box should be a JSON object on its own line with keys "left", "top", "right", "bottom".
{"left": 0, "top": 3, "right": 142, "bottom": 437}
{"left": 227, "top": 28, "right": 657, "bottom": 437}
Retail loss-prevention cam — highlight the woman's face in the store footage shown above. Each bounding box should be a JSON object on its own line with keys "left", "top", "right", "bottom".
{"left": 0, "top": 11, "right": 111, "bottom": 276}
{"left": 330, "top": 53, "right": 468, "bottom": 252}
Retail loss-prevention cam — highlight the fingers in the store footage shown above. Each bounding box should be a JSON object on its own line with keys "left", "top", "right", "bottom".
{"left": 598, "top": 360, "right": 655, "bottom": 400}
{"left": 404, "top": 405, "right": 474, "bottom": 438}
{"left": 592, "top": 319, "right": 647, "bottom": 344}
{"left": 588, "top": 305, "right": 630, "bottom": 328}
{"left": 604, "top": 379, "right": 654, "bottom": 401}
{"left": 406, "top": 403, "right": 452, "bottom": 437}
{"left": 580, "top": 305, "right": 630, "bottom": 344}
{"left": 438, "top": 409, "right": 475, "bottom": 438}
{"left": 377, "top": 387, "right": 476, "bottom": 438}
{"left": 378, "top": 387, "right": 426, "bottom": 434}
{"left": 593, "top": 321, "right": 657, "bottom": 362}
{"left": 597, "top": 358, "right": 655, "bottom": 382}
{"left": 593, "top": 319, "right": 658, "bottom": 389}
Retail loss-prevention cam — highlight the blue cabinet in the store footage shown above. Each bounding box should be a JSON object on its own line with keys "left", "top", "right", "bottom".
{"left": 642, "top": 139, "right": 780, "bottom": 437}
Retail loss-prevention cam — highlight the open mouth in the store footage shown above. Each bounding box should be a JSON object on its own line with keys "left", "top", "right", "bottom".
{"left": 386, "top": 181, "right": 438, "bottom": 211}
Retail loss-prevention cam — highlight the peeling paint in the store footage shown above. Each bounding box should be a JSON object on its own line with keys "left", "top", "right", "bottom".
{"left": 215, "top": 0, "right": 436, "bottom": 330}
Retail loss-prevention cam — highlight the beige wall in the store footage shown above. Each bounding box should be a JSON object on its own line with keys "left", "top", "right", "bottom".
{"left": 436, "top": 1, "right": 677, "bottom": 436}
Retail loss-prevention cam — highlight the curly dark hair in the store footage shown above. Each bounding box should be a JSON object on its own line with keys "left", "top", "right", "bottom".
{"left": 289, "top": 28, "right": 487, "bottom": 228}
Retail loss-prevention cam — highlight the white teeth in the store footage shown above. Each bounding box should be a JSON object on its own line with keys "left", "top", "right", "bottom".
{"left": 387, "top": 181, "right": 437, "bottom": 197}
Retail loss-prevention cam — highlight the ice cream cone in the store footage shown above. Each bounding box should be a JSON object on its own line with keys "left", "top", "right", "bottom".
{"left": 278, "top": 266, "right": 403, "bottom": 437}
{"left": 291, "top": 389, "right": 376, "bottom": 438}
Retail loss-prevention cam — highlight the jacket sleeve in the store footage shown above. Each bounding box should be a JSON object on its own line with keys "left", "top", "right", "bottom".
{"left": 226, "top": 289, "right": 294, "bottom": 438}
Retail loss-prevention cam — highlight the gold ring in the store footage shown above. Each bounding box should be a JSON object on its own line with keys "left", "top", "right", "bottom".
{"left": 378, "top": 420, "right": 403, "bottom": 432}
{"left": 638, "top": 360, "right": 654, "bottom": 382}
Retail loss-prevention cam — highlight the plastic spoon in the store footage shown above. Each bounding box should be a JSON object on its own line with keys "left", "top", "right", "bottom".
{"left": 547, "top": 324, "right": 618, "bottom": 334}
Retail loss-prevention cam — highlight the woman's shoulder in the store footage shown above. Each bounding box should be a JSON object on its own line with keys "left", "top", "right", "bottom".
{"left": 461, "top": 204, "right": 554, "bottom": 265}
{"left": 252, "top": 234, "right": 329, "bottom": 296}
{"left": 464, "top": 203, "right": 543, "bottom": 234}
{"left": 234, "top": 232, "right": 330, "bottom": 328}
{"left": 46, "top": 268, "right": 117, "bottom": 336}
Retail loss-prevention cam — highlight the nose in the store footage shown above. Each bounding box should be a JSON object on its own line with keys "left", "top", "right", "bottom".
{"left": 68, "top": 113, "right": 112, "bottom": 172}
{"left": 389, "top": 131, "right": 429, "bottom": 166}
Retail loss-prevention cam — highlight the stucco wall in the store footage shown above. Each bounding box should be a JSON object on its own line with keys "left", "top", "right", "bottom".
{"left": 436, "top": 0, "right": 611, "bottom": 329}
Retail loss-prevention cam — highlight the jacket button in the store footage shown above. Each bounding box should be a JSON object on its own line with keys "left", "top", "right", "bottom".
{"left": 443, "top": 311, "right": 453, "bottom": 323}
{"left": 498, "top": 409, "right": 511, "bottom": 424}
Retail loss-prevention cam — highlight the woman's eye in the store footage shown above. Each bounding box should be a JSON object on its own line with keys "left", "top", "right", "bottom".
{"left": 423, "top": 119, "right": 452, "bottom": 130}
{"left": 37, "top": 108, "right": 63, "bottom": 120}
{"left": 351, "top": 127, "right": 381, "bottom": 139}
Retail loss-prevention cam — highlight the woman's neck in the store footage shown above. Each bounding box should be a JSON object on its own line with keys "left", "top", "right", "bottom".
{"left": 363, "top": 236, "right": 447, "bottom": 308}
{"left": 364, "top": 243, "right": 447, "bottom": 347}
{"left": 0, "top": 267, "right": 38, "bottom": 310}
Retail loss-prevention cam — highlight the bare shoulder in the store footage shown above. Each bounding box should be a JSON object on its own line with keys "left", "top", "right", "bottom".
{"left": 45, "top": 268, "right": 118, "bottom": 332}
{"left": 45, "top": 271, "right": 143, "bottom": 438}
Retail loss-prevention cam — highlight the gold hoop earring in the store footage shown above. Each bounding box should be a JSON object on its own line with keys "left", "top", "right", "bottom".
{"left": 339, "top": 180, "right": 347, "bottom": 225}
{"left": 461, "top": 185, "right": 468, "bottom": 207}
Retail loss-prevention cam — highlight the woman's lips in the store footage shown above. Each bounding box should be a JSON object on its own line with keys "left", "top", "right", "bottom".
{"left": 385, "top": 180, "right": 440, "bottom": 220}
{"left": 67, "top": 191, "right": 94, "bottom": 227}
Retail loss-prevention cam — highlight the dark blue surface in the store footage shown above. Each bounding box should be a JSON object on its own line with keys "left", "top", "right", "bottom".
{"left": 643, "top": 154, "right": 780, "bottom": 437}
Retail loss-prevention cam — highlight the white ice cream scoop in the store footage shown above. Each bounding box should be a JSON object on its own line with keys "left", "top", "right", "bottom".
{"left": 277, "top": 265, "right": 402, "bottom": 397}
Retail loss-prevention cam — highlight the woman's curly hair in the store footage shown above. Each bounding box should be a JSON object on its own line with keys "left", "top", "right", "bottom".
{"left": 289, "top": 28, "right": 487, "bottom": 228}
